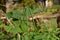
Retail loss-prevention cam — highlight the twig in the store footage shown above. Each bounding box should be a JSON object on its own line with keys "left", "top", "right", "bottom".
{"left": 7, "top": 18, "right": 15, "bottom": 28}
{"left": 29, "top": 13, "right": 60, "bottom": 21}
{"left": 0, "top": 4, "right": 6, "bottom": 7}
{"left": 18, "top": 33, "right": 20, "bottom": 40}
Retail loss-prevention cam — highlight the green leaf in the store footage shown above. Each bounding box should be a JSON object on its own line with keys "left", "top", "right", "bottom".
{"left": 12, "top": 10, "right": 22, "bottom": 19}
{"left": 7, "top": 12, "right": 13, "bottom": 19}
{"left": 4, "top": 25, "right": 12, "bottom": 32}
{"left": 0, "top": 20, "right": 2, "bottom": 25}
{"left": 21, "top": 23, "right": 28, "bottom": 32}
{"left": 24, "top": 35, "right": 29, "bottom": 40}
{"left": 0, "top": 33, "right": 4, "bottom": 39}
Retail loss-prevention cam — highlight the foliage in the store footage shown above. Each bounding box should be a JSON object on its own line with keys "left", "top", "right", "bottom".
{"left": 0, "top": 4, "right": 60, "bottom": 40}
{"left": 20, "top": 0, "right": 35, "bottom": 6}
{"left": 0, "top": 0, "right": 5, "bottom": 5}
{"left": 0, "top": 0, "right": 60, "bottom": 39}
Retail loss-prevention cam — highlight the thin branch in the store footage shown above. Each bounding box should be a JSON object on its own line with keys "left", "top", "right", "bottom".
{"left": 18, "top": 33, "right": 20, "bottom": 40}
{"left": 0, "top": 4, "right": 6, "bottom": 7}
{"left": 7, "top": 18, "right": 15, "bottom": 28}
{"left": 28, "top": 13, "right": 60, "bottom": 21}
